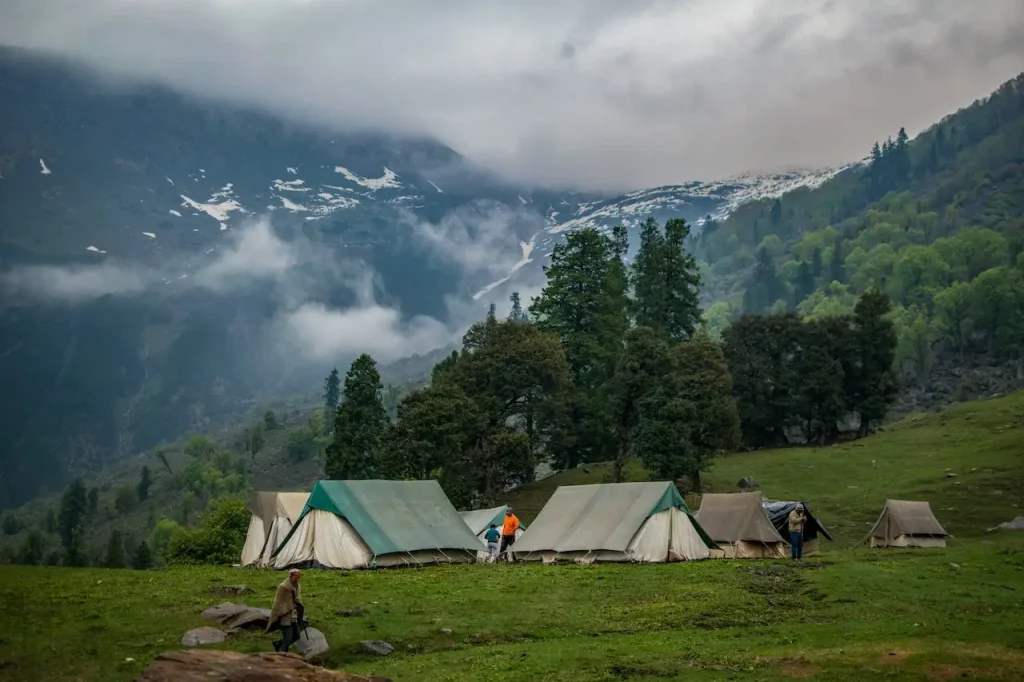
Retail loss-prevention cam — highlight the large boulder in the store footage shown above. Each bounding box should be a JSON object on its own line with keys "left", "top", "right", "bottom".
{"left": 180, "top": 627, "right": 228, "bottom": 647}
{"left": 293, "top": 627, "right": 330, "bottom": 663}
{"left": 134, "top": 650, "right": 389, "bottom": 681}
{"left": 201, "top": 603, "right": 272, "bottom": 631}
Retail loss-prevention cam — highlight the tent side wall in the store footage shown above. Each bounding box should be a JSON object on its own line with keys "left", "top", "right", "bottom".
{"left": 239, "top": 515, "right": 267, "bottom": 567}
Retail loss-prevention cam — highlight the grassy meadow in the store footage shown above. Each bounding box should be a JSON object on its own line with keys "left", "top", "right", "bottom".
{"left": 1, "top": 392, "right": 1023, "bottom": 681}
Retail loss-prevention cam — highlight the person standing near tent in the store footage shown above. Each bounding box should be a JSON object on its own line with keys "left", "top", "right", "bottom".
{"left": 788, "top": 504, "right": 806, "bottom": 560}
{"left": 500, "top": 508, "right": 520, "bottom": 561}
{"left": 268, "top": 568, "right": 303, "bottom": 652}
{"left": 484, "top": 523, "right": 501, "bottom": 563}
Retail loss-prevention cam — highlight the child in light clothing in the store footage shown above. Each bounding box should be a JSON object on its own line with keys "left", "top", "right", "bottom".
{"left": 484, "top": 524, "right": 501, "bottom": 563}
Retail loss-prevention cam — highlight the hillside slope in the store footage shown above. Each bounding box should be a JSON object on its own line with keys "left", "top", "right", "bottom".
{"left": 505, "top": 390, "right": 1024, "bottom": 541}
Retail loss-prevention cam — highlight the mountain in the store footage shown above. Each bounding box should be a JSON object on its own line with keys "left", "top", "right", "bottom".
{"left": 0, "top": 47, "right": 836, "bottom": 508}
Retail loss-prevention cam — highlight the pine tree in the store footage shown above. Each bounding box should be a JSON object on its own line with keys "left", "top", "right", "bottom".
{"left": 743, "top": 248, "right": 786, "bottom": 314}
{"left": 662, "top": 218, "right": 703, "bottom": 341}
{"left": 105, "top": 530, "right": 126, "bottom": 568}
{"left": 86, "top": 487, "right": 98, "bottom": 520}
{"left": 326, "top": 354, "right": 388, "bottom": 479}
{"left": 137, "top": 465, "right": 152, "bottom": 502}
{"left": 530, "top": 228, "right": 629, "bottom": 467}
{"left": 829, "top": 241, "right": 845, "bottom": 283}
{"left": 508, "top": 291, "right": 527, "bottom": 322}
{"left": 132, "top": 540, "right": 153, "bottom": 570}
{"left": 58, "top": 478, "right": 87, "bottom": 560}
{"left": 632, "top": 217, "right": 667, "bottom": 331}
{"left": 769, "top": 199, "right": 782, "bottom": 226}
{"left": 17, "top": 529, "right": 44, "bottom": 565}
{"left": 793, "top": 260, "right": 815, "bottom": 304}
{"left": 811, "top": 246, "right": 823, "bottom": 278}
{"left": 849, "top": 290, "right": 899, "bottom": 436}
{"left": 323, "top": 367, "right": 341, "bottom": 419}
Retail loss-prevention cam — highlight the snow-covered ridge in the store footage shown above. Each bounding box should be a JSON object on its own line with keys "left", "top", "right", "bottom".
{"left": 333, "top": 165, "right": 403, "bottom": 191}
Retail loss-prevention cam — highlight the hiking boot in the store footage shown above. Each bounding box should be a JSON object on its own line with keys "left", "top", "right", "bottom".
{"left": 273, "top": 640, "right": 281, "bottom": 652}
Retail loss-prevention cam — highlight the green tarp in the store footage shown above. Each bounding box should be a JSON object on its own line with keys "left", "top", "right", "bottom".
{"left": 274, "top": 479, "right": 484, "bottom": 557}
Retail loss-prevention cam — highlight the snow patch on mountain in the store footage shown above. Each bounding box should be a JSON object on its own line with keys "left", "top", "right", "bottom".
{"left": 333, "top": 165, "right": 402, "bottom": 191}
{"left": 286, "top": 167, "right": 298, "bottom": 175}
{"left": 272, "top": 178, "right": 310, "bottom": 193}
{"left": 168, "top": 209, "right": 181, "bottom": 217}
{"left": 142, "top": 232, "right": 156, "bottom": 239}
{"left": 39, "top": 159, "right": 51, "bottom": 175}
{"left": 473, "top": 234, "right": 538, "bottom": 300}
{"left": 428, "top": 180, "right": 443, "bottom": 193}
{"left": 279, "top": 196, "right": 308, "bottom": 212}
{"left": 85, "top": 245, "right": 105, "bottom": 253}
{"left": 180, "top": 183, "right": 245, "bottom": 223}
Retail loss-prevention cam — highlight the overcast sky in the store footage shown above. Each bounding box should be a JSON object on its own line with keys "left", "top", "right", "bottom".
{"left": 3, "top": 0, "right": 1024, "bottom": 190}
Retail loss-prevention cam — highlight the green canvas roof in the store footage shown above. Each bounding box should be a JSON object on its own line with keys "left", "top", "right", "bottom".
{"left": 458, "top": 505, "right": 528, "bottom": 535}
{"left": 514, "top": 481, "right": 716, "bottom": 554}
{"left": 274, "top": 479, "right": 484, "bottom": 557}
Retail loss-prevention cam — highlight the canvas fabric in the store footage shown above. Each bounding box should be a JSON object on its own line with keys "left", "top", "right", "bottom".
{"left": 868, "top": 499, "right": 948, "bottom": 548}
{"left": 271, "top": 480, "right": 482, "bottom": 569}
{"left": 514, "top": 482, "right": 714, "bottom": 563}
{"left": 240, "top": 492, "right": 309, "bottom": 566}
{"left": 459, "top": 505, "right": 526, "bottom": 562}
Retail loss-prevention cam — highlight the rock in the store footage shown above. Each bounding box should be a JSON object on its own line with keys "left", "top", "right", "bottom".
{"left": 945, "top": 472, "right": 956, "bottom": 478}
{"left": 441, "top": 628, "right": 452, "bottom": 635}
{"left": 999, "top": 517, "right": 1024, "bottom": 530}
{"left": 180, "top": 627, "right": 227, "bottom": 647}
{"left": 737, "top": 476, "right": 759, "bottom": 489}
{"left": 360, "top": 640, "right": 394, "bottom": 656}
{"left": 134, "top": 650, "right": 390, "bottom": 681}
{"left": 949, "top": 563, "right": 961, "bottom": 571}
{"left": 336, "top": 607, "right": 365, "bottom": 617}
{"left": 209, "top": 585, "right": 251, "bottom": 596}
{"left": 201, "top": 602, "right": 272, "bottom": 631}
{"left": 293, "top": 627, "right": 330, "bottom": 663}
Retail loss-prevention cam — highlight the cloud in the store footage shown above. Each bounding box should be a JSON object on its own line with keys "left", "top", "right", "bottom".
{"left": 1, "top": 216, "right": 460, "bottom": 362}
{"left": 3, "top": 1, "right": 1022, "bottom": 190}
{"left": 1, "top": 262, "right": 150, "bottom": 303}
{"left": 280, "top": 302, "right": 455, "bottom": 364}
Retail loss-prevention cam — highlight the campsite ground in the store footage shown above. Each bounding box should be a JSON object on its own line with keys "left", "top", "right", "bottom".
{"left": 1, "top": 393, "right": 1022, "bottom": 681}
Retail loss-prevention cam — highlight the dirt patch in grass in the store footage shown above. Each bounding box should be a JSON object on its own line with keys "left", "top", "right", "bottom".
{"left": 926, "top": 664, "right": 977, "bottom": 681}
{"left": 757, "top": 656, "right": 819, "bottom": 678}
{"left": 879, "top": 649, "right": 912, "bottom": 664}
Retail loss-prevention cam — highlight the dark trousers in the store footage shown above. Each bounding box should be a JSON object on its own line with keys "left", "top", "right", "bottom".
{"left": 274, "top": 622, "right": 300, "bottom": 652}
{"left": 790, "top": 531, "right": 803, "bottom": 560}
{"left": 500, "top": 534, "right": 516, "bottom": 560}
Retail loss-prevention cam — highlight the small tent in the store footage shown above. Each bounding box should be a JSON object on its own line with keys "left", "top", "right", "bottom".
{"left": 762, "top": 500, "right": 833, "bottom": 557}
{"left": 512, "top": 481, "right": 716, "bottom": 564}
{"left": 271, "top": 480, "right": 485, "bottom": 569}
{"left": 696, "top": 492, "right": 788, "bottom": 558}
{"left": 240, "top": 492, "right": 309, "bottom": 567}
{"left": 868, "top": 500, "right": 948, "bottom": 548}
{"left": 459, "top": 505, "right": 527, "bottom": 561}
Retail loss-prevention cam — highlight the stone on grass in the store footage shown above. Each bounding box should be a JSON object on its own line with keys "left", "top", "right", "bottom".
{"left": 336, "top": 607, "right": 365, "bottom": 617}
{"left": 360, "top": 640, "right": 394, "bottom": 656}
{"left": 293, "top": 627, "right": 330, "bottom": 663}
{"left": 180, "top": 627, "right": 227, "bottom": 647}
{"left": 737, "top": 477, "right": 759, "bottom": 489}
{"left": 134, "top": 650, "right": 390, "bottom": 681}
{"left": 441, "top": 628, "right": 452, "bottom": 635}
{"left": 209, "top": 585, "right": 251, "bottom": 596}
{"left": 200, "top": 602, "right": 271, "bottom": 631}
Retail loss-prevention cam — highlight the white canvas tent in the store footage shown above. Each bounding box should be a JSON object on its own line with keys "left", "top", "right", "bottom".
{"left": 513, "top": 482, "right": 716, "bottom": 564}
{"left": 240, "top": 492, "right": 309, "bottom": 567}
{"left": 270, "top": 479, "right": 485, "bottom": 569}
{"left": 868, "top": 499, "right": 948, "bottom": 548}
{"left": 696, "top": 492, "right": 788, "bottom": 558}
{"left": 459, "top": 505, "right": 526, "bottom": 561}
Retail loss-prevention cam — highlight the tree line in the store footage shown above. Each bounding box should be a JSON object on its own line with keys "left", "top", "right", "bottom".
{"left": 321, "top": 219, "right": 899, "bottom": 509}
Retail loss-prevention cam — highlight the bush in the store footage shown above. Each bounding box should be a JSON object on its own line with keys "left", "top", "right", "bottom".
{"left": 148, "top": 517, "right": 181, "bottom": 561}
{"left": 166, "top": 498, "right": 249, "bottom": 565}
{"left": 114, "top": 485, "right": 138, "bottom": 515}
{"left": 286, "top": 425, "right": 317, "bottom": 461}
{"left": 1, "top": 514, "right": 21, "bottom": 536}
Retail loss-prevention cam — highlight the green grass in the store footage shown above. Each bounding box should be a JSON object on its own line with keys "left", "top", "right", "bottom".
{"left": 1, "top": 393, "right": 1022, "bottom": 681}
{"left": 1, "top": 541, "right": 1023, "bottom": 681}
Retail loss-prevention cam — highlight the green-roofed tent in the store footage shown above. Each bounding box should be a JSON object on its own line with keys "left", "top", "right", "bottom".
{"left": 512, "top": 482, "right": 717, "bottom": 564}
{"left": 270, "top": 480, "right": 485, "bottom": 569}
{"left": 459, "top": 505, "right": 527, "bottom": 561}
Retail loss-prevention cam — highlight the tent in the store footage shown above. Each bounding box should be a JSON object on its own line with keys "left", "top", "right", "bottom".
{"left": 459, "top": 505, "right": 527, "bottom": 561}
{"left": 696, "top": 492, "right": 788, "bottom": 558}
{"left": 270, "top": 480, "right": 485, "bottom": 569}
{"left": 240, "top": 492, "right": 309, "bottom": 567}
{"left": 512, "top": 481, "right": 716, "bottom": 564}
{"left": 868, "top": 500, "right": 948, "bottom": 548}
{"left": 762, "top": 500, "right": 833, "bottom": 557}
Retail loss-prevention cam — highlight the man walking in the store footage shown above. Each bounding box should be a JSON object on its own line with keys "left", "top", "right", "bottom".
{"left": 484, "top": 523, "right": 501, "bottom": 563}
{"left": 267, "top": 568, "right": 303, "bottom": 652}
{"left": 500, "top": 507, "right": 520, "bottom": 562}
{"left": 788, "top": 504, "right": 807, "bottom": 560}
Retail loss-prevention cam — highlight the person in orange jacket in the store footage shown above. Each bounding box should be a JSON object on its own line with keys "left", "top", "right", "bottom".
{"left": 500, "top": 507, "right": 520, "bottom": 561}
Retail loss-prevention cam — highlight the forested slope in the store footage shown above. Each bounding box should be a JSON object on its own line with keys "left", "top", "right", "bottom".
{"left": 697, "top": 72, "right": 1024, "bottom": 393}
